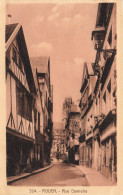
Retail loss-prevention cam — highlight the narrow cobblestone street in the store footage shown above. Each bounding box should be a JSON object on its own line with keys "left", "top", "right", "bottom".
{"left": 10, "top": 161, "right": 89, "bottom": 186}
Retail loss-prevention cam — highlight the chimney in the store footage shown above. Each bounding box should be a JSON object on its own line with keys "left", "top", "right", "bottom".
{"left": 7, "top": 14, "right": 12, "bottom": 24}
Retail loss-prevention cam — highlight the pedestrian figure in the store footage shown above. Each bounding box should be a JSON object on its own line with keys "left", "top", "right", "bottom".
{"left": 27, "top": 157, "right": 32, "bottom": 173}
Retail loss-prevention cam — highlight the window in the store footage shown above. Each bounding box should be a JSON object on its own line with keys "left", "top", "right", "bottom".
{"left": 34, "top": 109, "right": 37, "bottom": 131}
{"left": 98, "top": 91, "right": 100, "bottom": 98}
{"left": 103, "top": 91, "right": 106, "bottom": 103}
{"left": 46, "top": 92, "right": 47, "bottom": 107}
{"left": 107, "top": 79, "right": 111, "bottom": 93}
{"left": 108, "top": 27, "right": 112, "bottom": 46}
{"left": 16, "top": 85, "right": 24, "bottom": 116}
{"left": 38, "top": 112, "right": 40, "bottom": 132}
{"left": 22, "top": 93, "right": 32, "bottom": 121}
{"left": 115, "top": 34, "right": 117, "bottom": 40}
{"left": 19, "top": 57, "right": 22, "bottom": 70}
{"left": 13, "top": 48, "right": 17, "bottom": 63}
{"left": 57, "top": 144, "right": 59, "bottom": 151}
{"left": 16, "top": 85, "right": 32, "bottom": 121}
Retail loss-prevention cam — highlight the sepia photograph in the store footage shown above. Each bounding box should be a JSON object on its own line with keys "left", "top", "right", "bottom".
{"left": 3, "top": 0, "right": 118, "bottom": 190}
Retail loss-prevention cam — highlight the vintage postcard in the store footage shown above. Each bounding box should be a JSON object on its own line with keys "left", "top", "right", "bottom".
{"left": 0, "top": 0, "right": 122, "bottom": 194}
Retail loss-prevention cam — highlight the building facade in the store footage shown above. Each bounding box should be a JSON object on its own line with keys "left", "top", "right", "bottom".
{"left": 6, "top": 23, "right": 53, "bottom": 176}
{"left": 92, "top": 3, "right": 117, "bottom": 181}
{"left": 6, "top": 23, "right": 37, "bottom": 176}
{"left": 30, "top": 59, "right": 45, "bottom": 170}
{"left": 79, "top": 3, "right": 117, "bottom": 182}
{"left": 30, "top": 57, "right": 53, "bottom": 166}
{"left": 64, "top": 102, "right": 80, "bottom": 164}
{"left": 79, "top": 62, "right": 97, "bottom": 167}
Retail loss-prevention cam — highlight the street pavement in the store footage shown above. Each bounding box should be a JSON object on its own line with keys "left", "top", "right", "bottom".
{"left": 76, "top": 165, "right": 117, "bottom": 186}
{"left": 9, "top": 161, "right": 89, "bottom": 186}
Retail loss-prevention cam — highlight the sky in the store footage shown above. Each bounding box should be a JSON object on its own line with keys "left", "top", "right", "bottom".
{"left": 6, "top": 3, "right": 98, "bottom": 122}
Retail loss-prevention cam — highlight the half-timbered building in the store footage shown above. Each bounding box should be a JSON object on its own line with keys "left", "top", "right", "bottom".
{"left": 6, "top": 23, "right": 37, "bottom": 176}
{"left": 92, "top": 3, "right": 117, "bottom": 182}
{"left": 30, "top": 57, "right": 53, "bottom": 166}
{"left": 30, "top": 59, "right": 45, "bottom": 170}
{"left": 79, "top": 62, "right": 97, "bottom": 167}
{"left": 79, "top": 3, "right": 117, "bottom": 182}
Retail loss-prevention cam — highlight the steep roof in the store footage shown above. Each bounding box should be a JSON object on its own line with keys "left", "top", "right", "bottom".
{"left": 30, "top": 57, "right": 49, "bottom": 74}
{"left": 5, "top": 23, "right": 36, "bottom": 94}
{"left": 6, "top": 23, "right": 18, "bottom": 42}
{"left": 80, "top": 62, "right": 94, "bottom": 93}
{"left": 31, "top": 64, "right": 37, "bottom": 89}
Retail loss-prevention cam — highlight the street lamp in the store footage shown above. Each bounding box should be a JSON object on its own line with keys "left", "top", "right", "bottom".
{"left": 91, "top": 26, "right": 116, "bottom": 78}
{"left": 91, "top": 26, "right": 116, "bottom": 55}
{"left": 91, "top": 26, "right": 105, "bottom": 50}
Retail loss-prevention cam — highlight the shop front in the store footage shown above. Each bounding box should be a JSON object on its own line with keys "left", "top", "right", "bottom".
{"left": 7, "top": 130, "right": 34, "bottom": 176}
{"left": 100, "top": 117, "right": 117, "bottom": 182}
